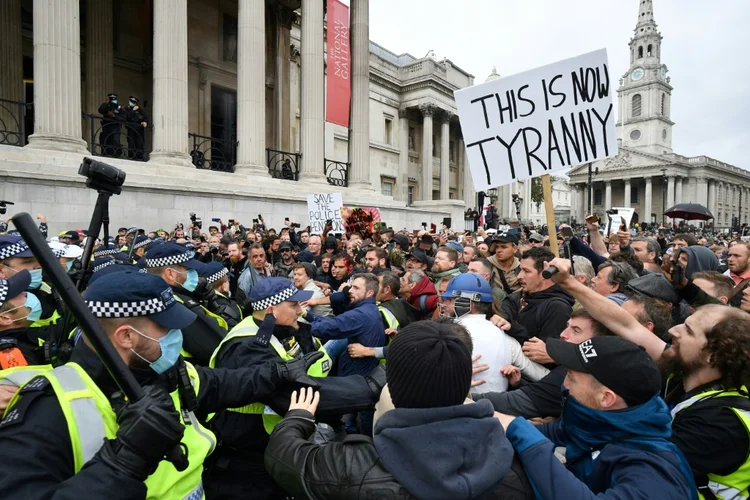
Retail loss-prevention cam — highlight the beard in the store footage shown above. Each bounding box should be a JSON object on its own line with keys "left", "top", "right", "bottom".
{"left": 656, "top": 345, "right": 704, "bottom": 379}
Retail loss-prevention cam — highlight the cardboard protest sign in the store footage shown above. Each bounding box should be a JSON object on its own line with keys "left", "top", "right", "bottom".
{"left": 340, "top": 206, "right": 382, "bottom": 238}
{"left": 607, "top": 207, "right": 635, "bottom": 235}
{"left": 307, "top": 193, "right": 344, "bottom": 233}
{"left": 455, "top": 49, "right": 617, "bottom": 190}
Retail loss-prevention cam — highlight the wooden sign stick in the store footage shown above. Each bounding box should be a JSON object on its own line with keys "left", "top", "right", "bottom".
{"left": 542, "top": 174, "right": 558, "bottom": 255}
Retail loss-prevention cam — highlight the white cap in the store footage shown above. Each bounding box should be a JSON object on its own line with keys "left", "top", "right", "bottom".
{"left": 49, "top": 241, "right": 83, "bottom": 259}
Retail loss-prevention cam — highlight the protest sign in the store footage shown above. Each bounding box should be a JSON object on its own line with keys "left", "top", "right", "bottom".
{"left": 607, "top": 207, "right": 636, "bottom": 234}
{"left": 340, "top": 206, "right": 382, "bottom": 238}
{"left": 455, "top": 49, "right": 617, "bottom": 191}
{"left": 307, "top": 193, "right": 344, "bottom": 233}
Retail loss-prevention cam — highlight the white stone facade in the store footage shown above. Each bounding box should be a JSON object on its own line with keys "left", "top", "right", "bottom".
{"left": 0, "top": 0, "right": 471, "bottom": 234}
{"left": 568, "top": 0, "right": 750, "bottom": 229}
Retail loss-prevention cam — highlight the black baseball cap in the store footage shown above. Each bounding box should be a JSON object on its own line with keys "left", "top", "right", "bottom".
{"left": 547, "top": 337, "right": 662, "bottom": 407}
{"left": 406, "top": 248, "right": 433, "bottom": 267}
{"left": 494, "top": 232, "right": 519, "bottom": 245}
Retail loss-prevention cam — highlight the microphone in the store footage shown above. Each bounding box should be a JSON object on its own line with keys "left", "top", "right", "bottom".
{"left": 542, "top": 266, "right": 559, "bottom": 279}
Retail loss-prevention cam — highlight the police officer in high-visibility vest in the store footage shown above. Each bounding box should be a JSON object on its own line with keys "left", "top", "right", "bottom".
{"left": 144, "top": 242, "right": 227, "bottom": 366}
{"left": 198, "top": 261, "right": 242, "bottom": 330}
{"left": 0, "top": 235, "right": 62, "bottom": 336}
{"left": 206, "top": 278, "right": 386, "bottom": 500}
{"left": 0, "top": 270, "right": 324, "bottom": 499}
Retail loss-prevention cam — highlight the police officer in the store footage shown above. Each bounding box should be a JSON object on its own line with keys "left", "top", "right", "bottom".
{"left": 0, "top": 270, "right": 323, "bottom": 499}
{"left": 97, "top": 92, "right": 125, "bottom": 157}
{"left": 144, "top": 242, "right": 226, "bottom": 365}
{"left": 198, "top": 262, "right": 242, "bottom": 330}
{"left": 0, "top": 271, "right": 44, "bottom": 368}
{"left": 130, "top": 235, "right": 151, "bottom": 263}
{"left": 93, "top": 242, "right": 130, "bottom": 263}
{"left": 124, "top": 96, "right": 148, "bottom": 160}
{"left": 206, "top": 278, "right": 385, "bottom": 499}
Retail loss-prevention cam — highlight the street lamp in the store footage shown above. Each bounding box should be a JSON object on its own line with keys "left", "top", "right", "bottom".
{"left": 587, "top": 163, "right": 599, "bottom": 215}
{"left": 661, "top": 168, "right": 667, "bottom": 226}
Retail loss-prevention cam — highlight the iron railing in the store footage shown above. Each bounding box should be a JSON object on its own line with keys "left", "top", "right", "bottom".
{"left": 189, "top": 133, "right": 237, "bottom": 172}
{"left": 325, "top": 159, "right": 350, "bottom": 187}
{"left": 267, "top": 148, "right": 300, "bottom": 181}
{"left": 0, "top": 98, "right": 33, "bottom": 146}
{"left": 83, "top": 113, "right": 152, "bottom": 161}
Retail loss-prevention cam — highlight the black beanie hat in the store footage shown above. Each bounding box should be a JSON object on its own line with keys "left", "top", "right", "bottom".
{"left": 387, "top": 321, "right": 472, "bottom": 409}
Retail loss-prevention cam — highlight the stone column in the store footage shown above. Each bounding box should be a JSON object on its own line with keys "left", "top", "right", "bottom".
{"left": 462, "top": 138, "right": 475, "bottom": 209}
{"left": 604, "top": 181, "right": 612, "bottom": 209}
{"left": 708, "top": 180, "right": 718, "bottom": 218}
{"left": 299, "top": 0, "right": 325, "bottom": 181}
{"left": 570, "top": 186, "right": 577, "bottom": 222}
{"left": 675, "top": 177, "right": 683, "bottom": 204}
{"left": 666, "top": 176, "right": 675, "bottom": 221}
{"left": 0, "top": 0, "right": 23, "bottom": 143}
{"left": 644, "top": 177, "right": 653, "bottom": 224}
{"left": 233, "top": 0, "right": 268, "bottom": 174}
{"left": 623, "top": 179, "right": 631, "bottom": 209}
{"left": 439, "top": 113, "right": 451, "bottom": 200}
{"left": 419, "top": 103, "right": 435, "bottom": 200}
{"left": 274, "top": 6, "right": 295, "bottom": 152}
{"left": 27, "top": 0, "right": 87, "bottom": 152}
{"left": 397, "top": 108, "right": 409, "bottom": 202}
{"left": 696, "top": 178, "right": 708, "bottom": 208}
{"left": 347, "top": 0, "right": 371, "bottom": 189}
{"left": 85, "top": 0, "right": 114, "bottom": 115}
{"left": 149, "top": 0, "right": 190, "bottom": 165}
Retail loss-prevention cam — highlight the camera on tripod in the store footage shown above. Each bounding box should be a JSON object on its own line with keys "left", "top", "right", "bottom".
{"left": 79, "top": 157, "right": 126, "bottom": 194}
{"left": 0, "top": 200, "right": 14, "bottom": 215}
{"left": 605, "top": 208, "right": 619, "bottom": 216}
{"left": 189, "top": 213, "right": 202, "bottom": 230}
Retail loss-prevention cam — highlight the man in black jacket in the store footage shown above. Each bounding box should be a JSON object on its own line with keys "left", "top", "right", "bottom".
{"left": 264, "top": 321, "right": 532, "bottom": 499}
{"left": 97, "top": 92, "right": 124, "bottom": 157}
{"left": 498, "top": 247, "right": 574, "bottom": 345}
{"left": 145, "top": 242, "right": 226, "bottom": 365}
{"left": 124, "top": 96, "right": 148, "bottom": 160}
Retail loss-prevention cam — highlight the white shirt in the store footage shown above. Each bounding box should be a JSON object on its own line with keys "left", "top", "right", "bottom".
{"left": 458, "top": 314, "right": 549, "bottom": 395}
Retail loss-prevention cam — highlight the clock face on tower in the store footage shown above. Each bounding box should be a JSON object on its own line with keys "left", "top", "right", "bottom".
{"left": 632, "top": 68, "right": 644, "bottom": 81}
{"left": 660, "top": 67, "right": 666, "bottom": 80}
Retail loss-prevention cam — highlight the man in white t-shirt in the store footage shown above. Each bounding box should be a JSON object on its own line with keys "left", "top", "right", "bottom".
{"left": 438, "top": 273, "right": 548, "bottom": 394}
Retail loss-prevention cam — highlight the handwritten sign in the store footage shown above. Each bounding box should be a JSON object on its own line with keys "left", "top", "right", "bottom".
{"left": 455, "top": 49, "right": 617, "bottom": 190}
{"left": 607, "top": 207, "right": 635, "bottom": 235}
{"left": 340, "top": 206, "right": 382, "bottom": 238}
{"left": 307, "top": 193, "right": 344, "bottom": 233}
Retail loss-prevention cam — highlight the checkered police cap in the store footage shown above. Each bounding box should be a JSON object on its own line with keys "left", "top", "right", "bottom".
{"left": 92, "top": 259, "right": 116, "bottom": 273}
{"left": 0, "top": 281, "right": 8, "bottom": 305}
{"left": 145, "top": 250, "right": 191, "bottom": 268}
{"left": 132, "top": 237, "right": 151, "bottom": 250}
{"left": 251, "top": 284, "right": 298, "bottom": 312}
{"left": 0, "top": 241, "right": 29, "bottom": 261}
{"left": 51, "top": 246, "right": 66, "bottom": 258}
{"left": 86, "top": 290, "right": 174, "bottom": 319}
{"left": 206, "top": 267, "right": 228, "bottom": 284}
{"left": 93, "top": 245, "right": 122, "bottom": 258}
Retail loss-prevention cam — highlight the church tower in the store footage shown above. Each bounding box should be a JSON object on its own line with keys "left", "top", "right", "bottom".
{"left": 616, "top": 0, "right": 674, "bottom": 155}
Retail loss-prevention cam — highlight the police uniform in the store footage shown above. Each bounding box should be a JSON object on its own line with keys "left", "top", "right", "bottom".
{"left": 145, "top": 243, "right": 227, "bottom": 365}
{"left": 205, "top": 278, "right": 383, "bottom": 500}
{"left": 124, "top": 96, "right": 148, "bottom": 160}
{"left": 0, "top": 271, "right": 48, "bottom": 380}
{"left": 98, "top": 93, "right": 124, "bottom": 157}
{"left": 130, "top": 235, "right": 151, "bottom": 262}
{"left": 0, "top": 270, "right": 320, "bottom": 500}
{"left": 199, "top": 262, "right": 242, "bottom": 330}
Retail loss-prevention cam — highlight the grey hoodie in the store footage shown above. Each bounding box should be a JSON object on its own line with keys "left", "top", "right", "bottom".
{"left": 374, "top": 399, "right": 514, "bottom": 500}
{"left": 683, "top": 246, "right": 720, "bottom": 279}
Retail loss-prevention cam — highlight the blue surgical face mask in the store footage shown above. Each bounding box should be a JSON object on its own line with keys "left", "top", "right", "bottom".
{"left": 4, "top": 293, "right": 43, "bottom": 323}
{"left": 111, "top": 99, "right": 118, "bottom": 104}
{"left": 174, "top": 268, "right": 199, "bottom": 292}
{"left": 129, "top": 101, "right": 135, "bottom": 108}
{"left": 65, "top": 260, "right": 75, "bottom": 272}
{"left": 28, "top": 269, "right": 43, "bottom": 290}
{"left": 130, "top": 327, "right": 183, "bottom": 375}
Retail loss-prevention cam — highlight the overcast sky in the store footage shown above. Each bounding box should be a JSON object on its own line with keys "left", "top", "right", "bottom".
{"left": 367, "top": 0, "right": 750, "bottom": 171}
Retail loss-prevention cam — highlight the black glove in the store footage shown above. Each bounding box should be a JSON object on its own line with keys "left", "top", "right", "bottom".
{"left": 365, "top": 364, "right": 386, "bottom": 399}
{"left": 93, "top": 385, "right": 185, "bottom": 481}
{"left": 193, "top": 279, "right": 217, "bottom": 304}
{"left": 274, "top": 351, "right": 324, "bottom": 389}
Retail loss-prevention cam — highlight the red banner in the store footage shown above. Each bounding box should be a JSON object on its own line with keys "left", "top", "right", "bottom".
{"left": 326, "top": 0, "right": 351, "bottom": 127}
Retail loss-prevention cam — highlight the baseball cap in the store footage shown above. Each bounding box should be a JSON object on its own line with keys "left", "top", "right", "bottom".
{"left": 547, "top": 337, "right": 662, "bottom": 407}
{"left": 62, "top": 230, "right": 81, "bottom": 242}
{"left": 279, "top": 241, "right": 294, "bottom": 251}
{"left": 249, "top": 277, "right": 313, "bottom": 311}
{"left": 494, "top": 232, "right": 519, "bottom": 245}
{"left": 445, "top": 241, "right": 464, "bottom": 254}
{"left": 145, "top": 242, "right": 204, "bottom": 270}
{"left": 406, "top": 248, "right": 434, "bottom": 268}
{"left": 393, "top": 234, "right": 410, "bottom": 250}
{"left": 0, "top": 270, "right": 31, "bottom": 309}
{"left": 529, "top": 232, "right": 544, "bottom": 243}
{"left": 84, "top": 271, "right": 196, "bottom": 329}
{"left": 0, "top": 235, "right": 34, "bottom": 260}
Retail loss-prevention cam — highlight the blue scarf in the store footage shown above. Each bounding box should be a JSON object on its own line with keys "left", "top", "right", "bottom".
{"left": 561, "top": 392, "right": 694, "bottom": 491}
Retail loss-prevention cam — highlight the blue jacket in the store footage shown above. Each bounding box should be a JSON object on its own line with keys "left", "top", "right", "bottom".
{"left": 505, "top": 394, "right": 697, "bottom": 500}
{"left": 305, "top": 294, "right": 385, "bottom": 377}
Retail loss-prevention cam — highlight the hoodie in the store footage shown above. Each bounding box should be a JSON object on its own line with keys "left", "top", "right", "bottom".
{"left": 406, "top": 275, "right": 439, "bottom": 319}
{"left": 374, "top": 399, "right": 514, "bottom": 500}
{"left": 501, "top": 284, "right": 575, "bottom": 344}
{"left": 682, "top": 245, "right": 720, "bottom": 279}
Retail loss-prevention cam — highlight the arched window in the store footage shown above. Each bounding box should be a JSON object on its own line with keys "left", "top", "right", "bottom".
{"left": 661, "top": 94, "right": 666, "bottom": 115}
{"left": 638, "top": 46, "right": 644, "bottom": 58}
{"left": 632, "top": 94, "right": 642, "bottom": 117}
{"left": 647, "top": 44, "right": 653, "bottom": 57}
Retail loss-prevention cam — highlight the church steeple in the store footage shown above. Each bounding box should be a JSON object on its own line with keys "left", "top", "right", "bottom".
{"left": 616, "top": 0, "right": 674, "bottom": 155}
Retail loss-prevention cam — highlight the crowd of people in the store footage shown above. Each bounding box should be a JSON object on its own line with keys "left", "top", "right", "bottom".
{"left": 0, "top": 208, "right": 748, "bottom": 499}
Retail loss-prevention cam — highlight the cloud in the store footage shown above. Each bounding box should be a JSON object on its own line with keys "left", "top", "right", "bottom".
{"left": 369, "top": 0, "right": 750, "bottom": 170}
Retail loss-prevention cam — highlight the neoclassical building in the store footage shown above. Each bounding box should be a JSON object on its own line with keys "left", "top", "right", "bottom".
{"left": 0, "top": 0, "right": 472, "bottom": 233}
{"left": 568, "top": 0, "right": 750, "bottom": 229}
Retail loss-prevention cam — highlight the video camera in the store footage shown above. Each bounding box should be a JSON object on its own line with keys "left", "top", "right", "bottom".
{"left": 0, "top": 200, "right": 14, "bottom": 215}
{"left": 189, "top": 212, "right": 202, "bottom": 230}
{"left": 79, "top": 157, "right": 126, "bottom": 195}
{"left": 605, "top": 208, "right": 619, "bottom": 216}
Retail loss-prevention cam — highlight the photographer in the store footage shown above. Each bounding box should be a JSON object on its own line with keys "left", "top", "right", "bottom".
{"left": 97, "top": 93, "right": 125, "bottom": 157}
